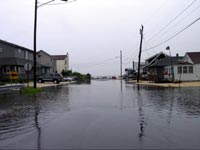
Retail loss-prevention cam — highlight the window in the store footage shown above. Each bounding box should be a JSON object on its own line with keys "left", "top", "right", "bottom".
{"left": 10, "top": 66, "right": 14, "bottom": 71}
{"left": 18, "top": 49, "right": 22, "bottom": 53}
{"left": 168, "top": 67, "right": 170, "bottom": 73}
{"left": 177, "top": 66, "right": 182, "bottom": 74}
{"left": 18, "top": 67, "right": 20, "bottom": 74}
{"left": 183, "top": 66, "right": 187, "bottom": 74}
{"left": 3, "top": 66, "right": 10, "bottom": 74}
{"left": 0, "top": 47, "right": 2, "bottom": 53}
{"left": 189, "top": 66, "right": 193, "bottom": 74}
{"left": 3, "top": 67, "right": 6, "bottom": 74}
{"left": 25, "top": 51, "right": 28, "bottom": 59}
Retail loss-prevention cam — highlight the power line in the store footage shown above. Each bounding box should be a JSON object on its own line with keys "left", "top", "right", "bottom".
{"left": 143, "top": 16, "right": 200, "bottom": 51}
{"left": 48, "top": 0, "right": 77, "bottom": 5}
{"left": 143, "top": 38, "right": 157, "bottom": 54}
{"left": 146, "top": 0, "right": 197, "bottom": 43}
{"left": 144, "top": 0, "right": 168, "bottom": 35}
{"left": 145, "top": 2, "right": 200, "bottom": 46}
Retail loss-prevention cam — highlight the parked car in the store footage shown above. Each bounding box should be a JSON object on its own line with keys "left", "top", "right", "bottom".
{"left": 112, "top": 76, "right": 117, "bottom": 80}
{"left": 37, "top": 73, "right": 63, "bottom": 84}
{"left": 63, "top": 76, "right": 75, "bottom": 82}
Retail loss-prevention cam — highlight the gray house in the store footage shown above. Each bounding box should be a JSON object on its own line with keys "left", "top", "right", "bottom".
{"left": 37, "top": 50, "right": 56, "bottom": 74}
{"left": 0, "top": 39, "right": 36, "bottom": 81}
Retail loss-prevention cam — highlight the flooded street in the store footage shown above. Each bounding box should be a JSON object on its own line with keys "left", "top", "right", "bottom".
{"left": 0, "top": 80, "right": 200, "bottom": 149}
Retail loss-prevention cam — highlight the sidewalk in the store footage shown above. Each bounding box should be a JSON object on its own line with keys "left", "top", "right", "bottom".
{"left": 127, "top": 80, "right": 200, "bottom": 88}
{"left": 25, "top": 81, "right": 72, "bottom": 88}
{"left": 0, "top": 83, "right": 25, "bottom": 91}
{"left": 0, "top": 81, "right": 71, "bottom": 91}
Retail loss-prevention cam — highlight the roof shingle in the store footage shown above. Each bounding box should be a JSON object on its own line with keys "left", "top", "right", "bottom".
{"left": 186, "top": 52, "right": 200, "bottom": 64}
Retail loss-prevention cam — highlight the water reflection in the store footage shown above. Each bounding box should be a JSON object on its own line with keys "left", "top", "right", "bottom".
{"left": 167, "top": 93, "right": 174, "bottom": 125}
{"left": 0, "top": 85, "right": 70, "bottom": 145}
{"left": 34, "top": 95, "right": 41, "bottom": 150}
{"left": 144, "top": 87, "right": 200, "bottom": 117}
{"left": 0, "top": 81, "right": 200, "bottom": 149}
{"left": 137, "top": 90, "right": 145, "bottom": 140}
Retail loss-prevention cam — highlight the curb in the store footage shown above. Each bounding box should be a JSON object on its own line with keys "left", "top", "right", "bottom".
{"left": 0, "top": 84, "right": 25, "bottom": 91}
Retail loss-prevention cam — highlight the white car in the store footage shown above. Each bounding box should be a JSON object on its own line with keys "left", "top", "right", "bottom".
{"left": 63, "top": 76, "right": 75, "bottom": 82}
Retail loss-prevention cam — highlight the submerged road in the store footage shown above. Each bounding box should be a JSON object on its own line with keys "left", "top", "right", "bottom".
{"left": 0, "top": 80, "right": 200, "bottom": 149}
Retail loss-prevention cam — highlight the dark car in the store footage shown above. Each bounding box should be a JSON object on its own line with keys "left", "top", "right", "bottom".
{"left": 37, "top": 73, "right": 63, "bottom": 84}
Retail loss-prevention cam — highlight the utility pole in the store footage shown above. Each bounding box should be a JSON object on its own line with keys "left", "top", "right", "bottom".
{"left": 137, "top": 25, "right": 144, "bottom": 83}
{"left": 33, "top": 0, "right": 71, "bottom": 88}
{"left": 33, "top": 0, "right": 38, "bottom": 88}
{"left": 120, "top": 50, "right": 122, "bottom": 79}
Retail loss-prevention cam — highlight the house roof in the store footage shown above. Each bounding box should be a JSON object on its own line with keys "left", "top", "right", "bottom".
{"left": 145, "top": 52, "right": 168, "bottom": 62}
{"left": 37, "top": 50, "right": 52, "bottom": 57}
{"left": 0, "top": 39, "right": 33, "bottom": 53}
{"left": 149, "top": 56, "right": 184, "bottom": 67}
{"left": 186, "top": 52, "right": 200, "bottom": 64}
{"left": 52, "top": 55, "right": 67, "bottom": 60}
{"left": 143, "top": 52, "right": 168, "bottom": 69}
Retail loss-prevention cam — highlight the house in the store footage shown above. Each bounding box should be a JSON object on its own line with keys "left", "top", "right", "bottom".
{"left": 143, "top": 52, "right": 168, "bottom": 71}
{"left": 125, "top": 68, "right": 136, "bottom": 79}
{"left": 0, "top": 39, "right": 37, "bottom": 81}
{"left": 144, "top": 51, "right": 200, "bottom": 82}
{"left": 52, "top": 53, "right": 69, "bottom": 74}
{"left": 147, "top": 56, "right": 183, "bottom": 82}
{"left": 37, "top": 50, "right": 56, "bottom": 74}
{"left": 173, "top": 52, "right": 200, "bottom": 81}
{"left": 160, "top": 55, "right": 183, "bottom": 82}
{"left": 143, "top": 52, "right": 168, "bottom": 82}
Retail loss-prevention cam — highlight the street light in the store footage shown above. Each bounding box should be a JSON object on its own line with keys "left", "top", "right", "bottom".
{"left": 33, "top": 0, "right": 71, "bottom": 88}
{"left": 166, "top": 46, "right": 173, "bottom": 82}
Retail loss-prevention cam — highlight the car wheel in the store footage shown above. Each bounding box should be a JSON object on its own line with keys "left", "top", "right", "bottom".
{"left": 38, "top": 79, "right": 42, "bottom": 83}
{"left": 54, "top": 80, "right": 59, "bottom": 84}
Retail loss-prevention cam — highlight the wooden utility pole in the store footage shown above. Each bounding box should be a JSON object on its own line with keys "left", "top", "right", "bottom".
{"left": 33, "top": 0, "right": 38, "bottom": 88}
{"left": 120, "top": 50, "right": 122, "bottom": 79}
{"left": 137, "top": 25, "right": 144, "bottom": 83}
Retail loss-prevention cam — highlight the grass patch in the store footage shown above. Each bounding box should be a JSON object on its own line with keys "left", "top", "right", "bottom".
{"left": 0, "top": 82, "right": 5, "bottom": 86}
{"left": 22, "top": 87, "right": 42, "bottom": 95}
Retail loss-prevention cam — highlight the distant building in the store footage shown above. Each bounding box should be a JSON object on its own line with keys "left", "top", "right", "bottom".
{"left": 133, "top": 61, "right": 145, "bottom": 74}
{"left": 52, "top": 53, "right": 69, "bottom": 74}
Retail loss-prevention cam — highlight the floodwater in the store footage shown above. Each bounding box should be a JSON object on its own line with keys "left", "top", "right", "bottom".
{"left": 0, "top": 80, "right": 200, "bottom": 149}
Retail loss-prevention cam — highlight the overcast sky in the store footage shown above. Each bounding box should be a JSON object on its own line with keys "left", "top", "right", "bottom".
{"left": 1, "top": 0, "right": 200, "bottom": 76}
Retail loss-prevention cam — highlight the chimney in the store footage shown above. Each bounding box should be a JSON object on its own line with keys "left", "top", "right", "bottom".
{"left": 176, "top": 53, "right": 179, "bottom": 58}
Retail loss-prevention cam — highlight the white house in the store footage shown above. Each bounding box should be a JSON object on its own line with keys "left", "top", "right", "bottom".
{"left": 173, "top": 52, "right": 200, "bottom": 81}
{"left": 52, "top": 53, "right": 69, "bottom": 74}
